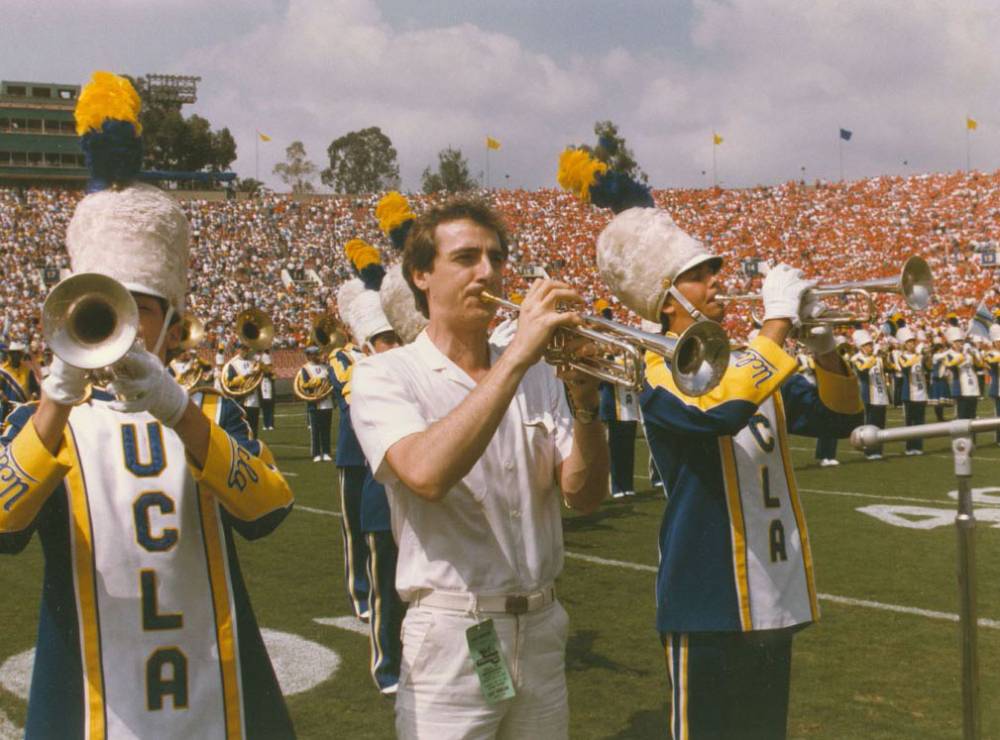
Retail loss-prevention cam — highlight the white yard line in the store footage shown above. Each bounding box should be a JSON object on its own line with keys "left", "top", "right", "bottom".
{"left": 296, "top": 505, "right": 1000, "bottom": 630}
{"left": 798, "top": 487, "right": 936, "bottom": 505}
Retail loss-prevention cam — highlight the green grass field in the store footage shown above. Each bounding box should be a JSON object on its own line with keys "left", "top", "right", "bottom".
{"left": 2, "top": 400, "right": 1000, "bottom": 739}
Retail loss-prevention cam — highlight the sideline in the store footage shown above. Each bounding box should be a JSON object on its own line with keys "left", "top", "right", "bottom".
{"left": 295, "top": 506, "right": 1000, "bottom": 630}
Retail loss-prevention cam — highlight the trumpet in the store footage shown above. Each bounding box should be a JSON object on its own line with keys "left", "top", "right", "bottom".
{"left": 42, "top": 273, "right": 139, "bottom": 383}
{"left": 718, "top": 256, "right": 933, "bottom": 327}
{"left": 480, "top": 292, "right": 730, "bottom": 396}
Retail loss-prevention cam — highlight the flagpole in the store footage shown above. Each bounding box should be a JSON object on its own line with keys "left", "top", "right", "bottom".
{"left": 966, "top": 125, "right": 971, "bottom": 173}
{"left": 712, "top": 140, "right": 717, "bottom": 188}
{"left": 255, "top": 133, "right": 260, "bottom": 182}
{"left": 839, "top": 137, "right": 844, "bottom": 182}
{"left": 486, "top": 145, "right": 491, "bottom": 190}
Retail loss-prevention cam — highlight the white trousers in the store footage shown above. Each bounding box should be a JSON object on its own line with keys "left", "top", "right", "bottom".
{"left": 395, "top": 601, "right": 570, "bottom": 740}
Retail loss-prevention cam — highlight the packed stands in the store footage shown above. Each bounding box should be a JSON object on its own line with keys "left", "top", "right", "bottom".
{"left": 2, "top": 170, "right": 998, "bottom": 374}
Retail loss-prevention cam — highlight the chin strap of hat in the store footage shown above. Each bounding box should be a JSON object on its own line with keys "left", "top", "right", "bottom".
{"left": 667, "top": 285, "right": 707, "bottom": 322}
{"left": 152, "top": 305, "right": 175, "bottom": 358}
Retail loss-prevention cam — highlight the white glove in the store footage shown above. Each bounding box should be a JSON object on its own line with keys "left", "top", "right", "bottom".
{"left": 761, "top": 263, "right": 815, "bottom": 325}
{"left": 799, "top": 324, "right": 836, "bottom": 356}
{"left": 107, "top": 343, "right": 189, "bottom": 427}
{"left": 41, "top": 356, "right": 89, "bottom": 406}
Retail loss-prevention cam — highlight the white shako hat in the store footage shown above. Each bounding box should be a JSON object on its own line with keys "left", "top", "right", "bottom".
{"left": 852, "top": 329, "right": 873, "bottom": 347}
{"left": 990, "top": 324, "right": 1000, "bottom": 342}
{"left": 338, "top": 278, "right": 393, "bottom": 346}
{"left": 66, "top": 182, "right": 190, "bottom": 313}
{"left": 380, "top": 263, "right": 428, "bottom": 344}
{"left": 945, "top": 326, "right": 964, "bottom": 343}
{"left": 7, "top": 340, "right": 27, "bottom": 352}
{"left": 596, "top": 207, "right": 721, "bottom": 323}
{"left": 896, "top": 327, "right": 915, "bottom": 344}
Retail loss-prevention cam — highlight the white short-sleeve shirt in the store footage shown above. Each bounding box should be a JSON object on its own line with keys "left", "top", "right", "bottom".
{"left": 351, "top": 330, "right": 575, "bottom": 600}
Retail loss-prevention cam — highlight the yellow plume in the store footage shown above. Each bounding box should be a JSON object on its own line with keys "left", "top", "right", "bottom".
{"left": 594, "top": 298, "right": 610, "bottom": 314}
{"left": 557, "top": 148, "right": 607, "bottom": 202}
{"left": 344, "top": 238, "right": 382, "bottom": 271}
{"left": 376, "top": 191, "right": 414, "bottom": 234}
{"left": 75, "top": 71, "right": 142, "bottom": 136}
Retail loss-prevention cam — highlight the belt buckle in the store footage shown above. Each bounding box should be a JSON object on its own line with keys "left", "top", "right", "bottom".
{"left": 505, "top": 595, "right": 529, "bottom": 615}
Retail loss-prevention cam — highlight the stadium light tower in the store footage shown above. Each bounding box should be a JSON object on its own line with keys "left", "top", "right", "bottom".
{"left": 144, "top": 74, "right": 201, "bottom": 107}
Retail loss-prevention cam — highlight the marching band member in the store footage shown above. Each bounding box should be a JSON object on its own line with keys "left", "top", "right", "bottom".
{"left": 224, "top": 342, "right": 263, "bottom": 438}
{"left": 298, "top": 345, "right": 334, "bottom": 461}
{"left": 260, "top": 348, "right": 276, "bottom": 431}
{"left": 167, "top": 347, "right": 197, "bottom": 385}
{"left": 814, "top": 336, "right": 846, "bottom": 467}
{"left": 213, "top": 340, "right": 226, "bottom": 392}
{"left": 987, "top": 324, "right": 1000, "bottom": 444}
{"left": 595, "top": 301, "right": 639, "bottom": 498}
{"left": 595, "top": 207, "right": 862, "bottom": 740}
{"left": 0, "top": 72, "right": 294, "bottom": 739}
{"left": 946, "top": 326, "right": 979, "bottom": 420}
{"left": 851, "top": 329, "right": 889, "bottom": 460}
{"left": 0, "top": 340, "right": 38, "bottom": 425}
{"left": 351, "top": 199, "right": 609, "bottom": 737}
{"left": 930, "top": 334, "right": 952, "bottom": 421}
{"left": 338, "top": 266, "right": 403, "bottom": 695}
{"left": 896, "top": 326, "right": 928, "bottom": 455}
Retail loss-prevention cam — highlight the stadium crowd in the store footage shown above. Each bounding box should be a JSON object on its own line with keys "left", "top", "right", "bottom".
{"left": 2, "top": 170, "right": 999, "bottom": 374}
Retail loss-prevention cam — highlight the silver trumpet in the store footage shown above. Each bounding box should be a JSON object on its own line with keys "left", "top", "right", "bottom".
{"left": 481, "top": 292, "right": 731, "bottom": 396}
{"left": 42, "top": 273, "right": 139, "bottom": 385}
{"left": 718, "top": 256, "right": 934, "bottom": 327}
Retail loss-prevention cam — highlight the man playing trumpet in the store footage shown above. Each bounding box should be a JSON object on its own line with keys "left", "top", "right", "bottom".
{"left": 596, "top": 207, "right": 863, "bottom": 740}
{"left": 350, "top": 199, "right": 608, "bottom": 738}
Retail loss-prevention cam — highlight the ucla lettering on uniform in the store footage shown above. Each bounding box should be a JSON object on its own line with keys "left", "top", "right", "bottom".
{"left": 769, "top": 519, "right": 788, "bottom": 562}
{"left": 134, "top": 492, "right": 179, "bottom": 552}
{"left": 734, "top": 349, "right": 777, "bottom": 387}
{"left": 122, "top": 422, "right": 167, "bottom": 477}
{"left": 747, "top": 414, "right": 776, "bottom": 454}
{"left": 146, "top": 647, "right": 189, "bottom": 710}
{"left": 141, "top": 570, "right": 183, "bottom": 631}
{"left": 760, "top": 466, "right": 780, "bottom": 508}
{"left": 227, "top": 436, "right": 260, "bottom": 492}
{"left": 0, "top": 447, "right": 33, "bottom": 512}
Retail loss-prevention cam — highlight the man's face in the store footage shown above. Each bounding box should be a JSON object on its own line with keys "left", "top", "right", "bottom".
{"left": 861, "top": 343, "right": 874, "bottom": 356}
{"left": 905, "top": 339, "right": 916, "bottom": 352}
{"left": 663, "top": 262, "right": 724, "bottom": 329}
{"left": 413, "top": 219, "right": 504, "bottom": 329}
{"left": 134, "top": 294, "right": 180, "bottom": 364}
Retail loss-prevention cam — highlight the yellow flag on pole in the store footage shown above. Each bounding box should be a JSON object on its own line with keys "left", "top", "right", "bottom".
{"left": 713, "top": 133, "right": 723, "bottom": 146}
{"left": 966, "top": 117, "right": 978, "bottom": 131}
{"left": 486, "top": 136, "right": 501, "bottom": 150}
{"left": 258, "top": 131, "right": 272, "bottom": 142}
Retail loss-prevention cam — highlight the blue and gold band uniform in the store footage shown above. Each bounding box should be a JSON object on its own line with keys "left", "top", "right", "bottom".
{"left": 224, "top": 356, "right": 263, "bottom": 438}
{"left": 898, "top": 350, "right": 929, "bottom": 452}
{"left": 0, "top": 358, "right": 38, "bottom": 425}
{"left": 330, "top": 344, "right": 371, "bottom": 620}
{"left": 946, "top": 347, "right": 980, "bottom": 420}
{"left": 852, "top": 352, "right": 889, "bottom": 457}
{"left": 299, "top": 359, "right": 335, "bottom": 460}
{"left": 641, "top": 334, "right": 862, "bottom": 739}
{"left": 598, "top": 380, "right": 639, "bottom": 497}
{"left": 0, "top": 390, "right": 295, "bottom": 739}
{"left": 987, "top": 348, "right": 1000, "bottom": 442}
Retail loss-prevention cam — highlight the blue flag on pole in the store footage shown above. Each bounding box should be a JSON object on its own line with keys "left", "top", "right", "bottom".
{"left": 840, "top": 128, "right": 853, "bottom": 141}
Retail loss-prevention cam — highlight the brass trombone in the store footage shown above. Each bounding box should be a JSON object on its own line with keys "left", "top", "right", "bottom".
{"left": 310, "top": 315, "right": 348, "bottom": 352}
{"left": 42, "top": 273, "right": 139, "bottom": 381}
{"left": 480, "top": 292, "right": 730, "bottom": 396}
{"left": 717, "top": 256, "right": 933, "bottom": 327}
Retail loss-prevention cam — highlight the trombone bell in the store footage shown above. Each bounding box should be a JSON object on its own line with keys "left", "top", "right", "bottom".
{"left": 42, "top": 273, "right": 139, "bottom": 370}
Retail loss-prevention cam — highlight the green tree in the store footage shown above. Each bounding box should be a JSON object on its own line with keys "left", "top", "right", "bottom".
{"left": 588, "top": 120, "right": 648, "bottom": 183}
{"left": 273, "top": 141, "right": 317, "bottom": 193}
{"left": 237, "top": 177, "right": 265, "bottom": 194}
{"left": 421, "top": 147, "right": 476, "bottom": 194}
{"left": 321, "top": 126, "right": 400, "bottom": 194}
{"left": 126, "top": 75, "right": 237, "bottom": 174}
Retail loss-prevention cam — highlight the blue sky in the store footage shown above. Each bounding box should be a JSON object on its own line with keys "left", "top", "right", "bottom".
{"left": 2, "top": 0, "right": 998, "bottom": 192}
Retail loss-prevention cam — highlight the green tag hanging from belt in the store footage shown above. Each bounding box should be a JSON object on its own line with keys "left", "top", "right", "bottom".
{"left": 466, "top": 619, "right": 516, "bottom": 704}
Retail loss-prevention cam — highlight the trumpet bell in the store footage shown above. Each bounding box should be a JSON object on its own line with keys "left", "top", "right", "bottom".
{"left": 178, "top": 315, "right": 206, "bottom": 351}
{"left": 236, "top": 308, "right": 274, "bottom": 351}
{"left": 900, "top": 256, "right": 933, "bottom": 310}
{"left": 672, "top": 321, "right": 731, "bottom": 396}
{"left": 311, "top": 315, "right": 348, "bottom": 351}
{"left": 42, "top": 273, "right": 138, "bottom": 370}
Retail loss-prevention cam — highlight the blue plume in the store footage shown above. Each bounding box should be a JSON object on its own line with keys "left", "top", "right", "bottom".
{"left": 388, "top": 219, "right": 413, "bottom": 252}
{"left": 590, "top": 171, "right": 655, "bottom": 214}
{"left": 359, "top": 264, "right": 386, "bottom": 291}
{"left": 80, "top": 119, "right": 142, "bottom": 192}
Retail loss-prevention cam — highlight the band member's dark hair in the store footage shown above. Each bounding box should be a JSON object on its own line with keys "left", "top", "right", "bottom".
{"left": 402, "top": 199, "right": 510, "bottom": 318}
